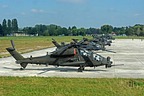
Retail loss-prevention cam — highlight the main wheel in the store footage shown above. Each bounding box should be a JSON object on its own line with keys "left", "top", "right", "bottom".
{"left": 78, "top": 68, "right": 83, "bottom": 72}
{"left": 20, "top": 67, "right": 24, "bottom": 70}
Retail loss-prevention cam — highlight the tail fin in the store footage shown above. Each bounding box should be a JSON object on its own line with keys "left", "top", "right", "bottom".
{"left": 6, "top": 40, "right": 28, "bottom": 69}
{"left": 6, "top": 47, "right": 24, "bottom": 60}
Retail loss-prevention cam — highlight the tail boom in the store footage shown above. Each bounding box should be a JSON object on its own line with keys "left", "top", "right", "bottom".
{"left": 6, "top": 47, "right": 28, "bottom": 69}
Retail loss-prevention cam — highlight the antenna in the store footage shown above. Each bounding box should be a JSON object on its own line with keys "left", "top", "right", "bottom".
{"left": 52, "top": 38, "right": 55, "bottom": 41}
{"left": 10, "top": 40, "right": 15, "bottom": 49}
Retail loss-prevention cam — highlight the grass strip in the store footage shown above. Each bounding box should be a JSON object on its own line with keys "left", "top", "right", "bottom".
{"left": 0, "top": 77, "right": 144, "bottom": 96}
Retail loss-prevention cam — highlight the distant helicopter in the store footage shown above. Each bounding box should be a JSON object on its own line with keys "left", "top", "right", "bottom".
{"left": 6, "top": 40, "right": 113, "bottom": 72}
{"left": 92, "top": 34, "right": 115, "bottom": 46}
{"left": 52, "top": 38, "right": 116, "bottom": 53}
{"left": 72, "top": 38, "right": 104, "bottom": 51}
{"left": 52, "top": 38, "right": 103, "bottom": 51}
{"left": 72, "top": 38, "right": 116, "bottom": 53}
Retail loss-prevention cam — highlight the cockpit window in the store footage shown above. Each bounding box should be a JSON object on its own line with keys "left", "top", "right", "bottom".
{"left": 93, "top": 54, "right": 102, "bottom": 61}
{"left": 80, "top": 49, "right": 91, "bottom": 56}
{"left": 79, "top": 49, "right": 102, "bottom": 61}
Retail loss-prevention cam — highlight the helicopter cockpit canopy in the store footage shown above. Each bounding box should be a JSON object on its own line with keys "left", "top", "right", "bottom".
{"left": 79, "top": 49, "right": 91, "bottom": 56}
{"left": 79, "top": 49, "right": 103, "bottom": 61}
{"left": 51, "top": 47, "right": 77, "bottom": 57}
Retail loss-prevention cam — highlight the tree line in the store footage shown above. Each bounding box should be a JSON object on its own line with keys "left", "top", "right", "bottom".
{"left": 0, "top": 19, "right": 18, "bottom": 36}
{"left": 0, "top": 19, "right": 144, "bottom": 36}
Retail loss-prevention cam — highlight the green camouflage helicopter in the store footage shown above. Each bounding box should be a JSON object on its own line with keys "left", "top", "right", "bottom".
{"left": 6, "top": 40, "right": 113, "bottom": 72}
{"left": 52, "top": 38, "right": 104, "bottom": 51}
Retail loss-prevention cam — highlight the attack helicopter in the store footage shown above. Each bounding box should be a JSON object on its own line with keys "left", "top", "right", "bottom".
{"left": 72, "top": 38, "right": 104, "bottom": 51}
{"left": 52, "top": 38, "right": 116, "bottom": 53}
{"left": 52, "top": 38, "right": 104, "bottom": 51}
{"left": 72, "top": 38, "right": 115, "bottom": 53}
{"left": 92, "top": 34, "right": 115, "bottom": 46}
{"left": 6, "top": 40, "right": 113, "bottom": 72}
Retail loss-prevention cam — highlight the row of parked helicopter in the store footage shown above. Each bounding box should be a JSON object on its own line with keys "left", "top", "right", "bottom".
{"left": 6, "top": 34, "right": 115, "bottom": 72}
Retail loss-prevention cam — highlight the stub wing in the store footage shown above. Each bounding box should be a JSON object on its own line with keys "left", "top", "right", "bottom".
{"left": 59, "top": 61, "right": 85, "bottom": 67}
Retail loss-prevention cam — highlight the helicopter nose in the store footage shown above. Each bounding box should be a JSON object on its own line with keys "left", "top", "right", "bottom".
{"left": 105, "top": 56, "right": 112, "bottom": 68}
{"left": 107, "top": 56, "right": 111, "bottom": 61}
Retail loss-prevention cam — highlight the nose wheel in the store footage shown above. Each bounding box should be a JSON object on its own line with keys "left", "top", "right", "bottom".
{"left": 106, "top": 56, "right": 112, "bottom": 68}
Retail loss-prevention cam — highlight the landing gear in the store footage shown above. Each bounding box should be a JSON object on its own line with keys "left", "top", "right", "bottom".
{"left": 108, "top": 43, "right": 111, "bottom": 46}
{"left": 105, "top": 64, "right": 112, "bottom": 68}
{"left": 46, "top": 63, "right": 49, "bottom": 67}
{"left": 105, "top": 65, "right": 108, "bottom": 68}
{"left": 20, "top": 67, "right": 24, "bottom": 70}
{"left": 78, "top": 66, "right": 85, "bottom": 72}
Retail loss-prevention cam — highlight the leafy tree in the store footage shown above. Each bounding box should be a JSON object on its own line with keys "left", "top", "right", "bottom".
{"left": 47, "top": 24, "right": 58, "bottom": 36}
{"left": 7, "top": 19, "right": 12, "bottom": 35}
{"left": 43, "top": 29, "right": 49, "bottom": 36}
{"left": 22, "top": 27, "right": 29, "bottom": 34}
{"left": 68, "top": 27, "right": 72, "bottom": 35}
{"left": 119, "top": 27, "right": 126, "bottom": 35}
{"left": 71, "top": 26, "right": 77, "bottom": 36}
{"left": 125, "top": 27, "right": 135, "bottom": 36}
{"left": 133, "top": 24, "right": 144, "bottom": 36}
{"left": 22, "top": 27, "right": 37, "bottom": 35}
{"left": 86, "top": 28, "right": 99, "bottom": 34}
{"left": 113, "top": 27, "right": 125, "bottom": 35}
{"left": 0, "top": 24, "right": 4, "bottom": 36}
{"left": 101, "top": 25, "right": 113, "bottom": 34}
{"left": 35, "top": 24, "right": 47, "bottom": 36}
{"left": 12, "top": 19, "right": 18, "bottom": 32}
{"left": 139, "top": 26, "right": 144, "bottom": 36}
{"left": 3, "top": 18, "right": 142, "bottom": 37}
{"left": 60, "top": 27, "right": 68, "bottom": 36}
{"left": 2, "top": 19, "right": 7, "bottom": 36}
{"left": 78, "top": 28, "right": 86, "bottom": 36}
{"left": 28, "top": 27, "right": 37, "bottom": 35}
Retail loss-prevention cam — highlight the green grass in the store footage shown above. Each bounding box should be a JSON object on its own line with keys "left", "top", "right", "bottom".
{"left": 0, "top": 77, "right": 144, "bottom": 96}
{"left": 114, "top": 36, "right": 144, "bottom": 39}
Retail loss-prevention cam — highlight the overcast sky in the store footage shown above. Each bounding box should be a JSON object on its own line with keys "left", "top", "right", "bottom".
{"left": 0, "top": 0, "right": 144, "bottom": 28}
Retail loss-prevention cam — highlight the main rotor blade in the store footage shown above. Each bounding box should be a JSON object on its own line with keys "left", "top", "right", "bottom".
{"left": 105, "top": 49, "right": 116, "bottom": 53}
{"left": 72, "top": 39, "right": 78, "bottom": 43}
{"left": 111, "top": 64, "right": 124, "bottom": 66}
